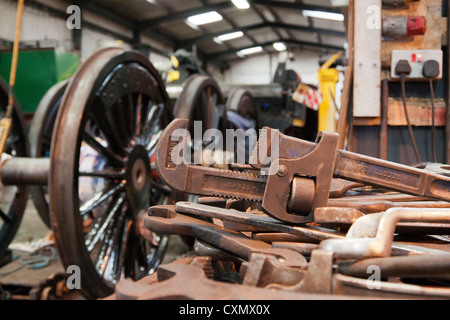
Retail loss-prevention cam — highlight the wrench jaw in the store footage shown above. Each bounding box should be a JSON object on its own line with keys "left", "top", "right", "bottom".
{"left": 262, "top": 131, "right": 339, "bottom": 225}
{"left": 155, "top": 118, "right": 190, "bottom": 193}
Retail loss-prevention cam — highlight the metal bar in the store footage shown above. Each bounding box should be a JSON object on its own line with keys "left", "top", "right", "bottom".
{"left": 336, "top": 0, "right": 354, "bottom": 150}
{"left": 380, "top": 79, "right": 389, "bottom": 160}
{"left": 139, "top": 2, "right": 234, "bottom": 30}
{"left": 178, "top": 22, "right": 346, "bottom": 47}
{"left": 339, "top": 255, "right": 450, "bottom": 279}
{"left": 320, "top": 208, "right": 450, "bottom": 259}
{"left": 251, "top": 0, "right": 342, "bottom": 13}
{"left": 208, "top": 39, "right": 345, "bottom": 59}
{"left": 334, "top": 149, "right": 450, "bottom": 202}
{"left": 0, "top": 158, "right": 49, "bottom": 186}
{"left": 140, "top": 0, "right": 342, "bottom": 31}
{"left": 175, "top": 202, "right": 344, "bottom": 242}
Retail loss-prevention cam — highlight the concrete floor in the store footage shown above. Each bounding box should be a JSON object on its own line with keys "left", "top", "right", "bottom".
{"left": 9, "top": 196, "right": 192, "bottom": 265}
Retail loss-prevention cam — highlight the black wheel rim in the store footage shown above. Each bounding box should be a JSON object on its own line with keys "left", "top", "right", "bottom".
{"left": 0, "top": 78, "right": 30, "bottom": 258}
{"left": 29, "top": 80, "right": 68, "bottom": 228}
{"left": 50, "top": 48, "right": 173, "bottom": 299}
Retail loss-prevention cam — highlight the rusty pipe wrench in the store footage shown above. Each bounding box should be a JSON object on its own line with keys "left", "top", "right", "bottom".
{"left": 114, "top": 263, "right": 353, "bottom": 300}
{"left": 156, "top": 119, "right": 450, "bottom": 224}
{"left": 145, "top": 205, "right": 307, "bottom": 268}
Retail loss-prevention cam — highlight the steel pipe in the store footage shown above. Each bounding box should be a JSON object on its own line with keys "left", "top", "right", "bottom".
{"left": 320, "top": 208, "right": 450, "bottom": 259}
{"left": 1, "top": 157, "right": 49, "bottom": 186}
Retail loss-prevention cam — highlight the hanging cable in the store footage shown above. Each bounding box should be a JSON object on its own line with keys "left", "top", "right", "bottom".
{"left": 395, "top": 60, "right": 422, "bottom": 164}
{"left": 400, "top": 73, "right": 422, "bottom": 163}
{"left": 422, "top": 59, "right": 441, "bottom": 163}
{"left": 429, "top": 79, "right": 438, "bottom": 163}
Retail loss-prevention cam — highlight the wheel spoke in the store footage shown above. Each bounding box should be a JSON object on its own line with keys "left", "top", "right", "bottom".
{"left": 126, "top": 94, "right": 136, "bottom": 141}
{"left": 150, "top": 181, "right": 172, "bottom": 195}
{"left": 111, "top": 219, "right": 132, "bottom": 283}
{"left": 82, "top": 131, "right": 124, "bottom": 166}
{"left": 0, "top": 208, "right": 11, "bottom": 223}
{"left": 5, "top": 135, "right": 20, "bottom": 151}
{"left": 115, "top": 98, "right": 133, "bottom": 148}
{"left": 93, "top": 200, "right": 127, "bottom": 276}
{"left": 135, "top": 94, "right": 143, "bottom": 137}
{"left": 91, "top": 103, "right": 128, "bottom": 157}
{"left": 146, "top": 130, "right": 162, "bottom": 156}
{"left": 99, "top": 206, "right": 127, "bottom": 281}
{"left": 80, "top": 183, "right": 125, "bottom": 216}
{"left": 141, "top": 102, "right": 164, "bottom": 145}
{"left": 79, "top": 169, "right": 125, "bottom": 180}
{"left": 85, "top": 194, "right": 125, "bottom": 251}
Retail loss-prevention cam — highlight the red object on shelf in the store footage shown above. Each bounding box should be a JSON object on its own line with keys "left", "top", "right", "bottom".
{"left": 407, "top": 17, "right": 427, "bottom": 36}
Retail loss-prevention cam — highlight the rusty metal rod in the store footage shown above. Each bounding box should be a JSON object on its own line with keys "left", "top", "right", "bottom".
{"left": 1, "top": 158, "right": 49, "bottom": 186}
{"left": 339, "top": 254, "right": 450, "bottom": 280}
{"left": 320, "top": 208, "right": 450, "bottom": 259}
{"left": 380, "top": 79, "right": 389, "bottom": 160}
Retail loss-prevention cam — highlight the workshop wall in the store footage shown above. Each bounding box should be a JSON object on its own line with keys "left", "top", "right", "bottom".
{"left": 224, "top": 50, "right": 322, "bottom": 85}
{"left": 0, "top": 0, "right": 71, "bottom": 51}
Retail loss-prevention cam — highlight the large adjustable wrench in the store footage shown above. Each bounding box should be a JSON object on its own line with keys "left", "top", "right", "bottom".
{"left": 156, "top": 119, "right": 450, "bottom": 224}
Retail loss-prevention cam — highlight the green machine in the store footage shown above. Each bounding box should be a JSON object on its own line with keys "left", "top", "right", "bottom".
{"left": 0, "top": 48, "right": 80, "bottom": 115}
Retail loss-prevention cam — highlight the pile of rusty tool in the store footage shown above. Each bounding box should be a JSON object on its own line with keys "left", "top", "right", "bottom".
{"left": 107, "top": 119, "right": 450, "bottom": 300}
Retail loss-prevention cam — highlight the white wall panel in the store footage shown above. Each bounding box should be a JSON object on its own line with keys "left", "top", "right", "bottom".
{"left": 81, "top": 28, "right": 131, "bottom": 61}
{"left": 224, "top": 50, "right": 321, "bottom": 85}
{"left": 0, "top": 0, "right": 71, "bottom": 50}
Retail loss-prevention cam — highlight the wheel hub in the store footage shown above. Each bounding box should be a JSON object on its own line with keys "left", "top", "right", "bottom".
{"left": 126, "top": 145, "right": 151, "bottom": 214}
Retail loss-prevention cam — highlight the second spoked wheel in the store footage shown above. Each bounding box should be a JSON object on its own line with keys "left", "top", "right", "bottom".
{"left": 50, "top": 48, "right": 173, "bottom": 299}
{"left": 29, "top": 79, "right": 68, "bottom": 228}
{"left": 174, "top": 74, "right": 228, "bottom": 135}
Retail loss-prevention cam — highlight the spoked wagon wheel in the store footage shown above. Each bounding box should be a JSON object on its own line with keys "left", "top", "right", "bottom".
{"left": 226, "top": 88, "right": 259, "bottom": 131}
{"left": 29, "top": 80, "right": 68, "bottom": 228}
{"left": 0, "top": 78, "right": 30, "bottom": 258}
{"left": 226, "top": 88, "right": 259, "bottom": 165}
{"left": 173, "top": 74, "right": 228, "bottom": 135}
{"left": 50, "top": 48, "right": 174, "bottom": 299}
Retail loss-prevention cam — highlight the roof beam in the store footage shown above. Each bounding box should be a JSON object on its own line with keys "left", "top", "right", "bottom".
{"left": 177, "top": 22, "right": 346, "bottom": 47}
{"left": 139, "top": 2, "right": 234, "bottom": 31}
{"left": 207, "top": 39, "right": 344, "bottom": 59}
{"left": 139, "top": 0, "right": 343, "bottom": 31}
{"left": 250, "top": 0, "right": 342, "bottom": 13}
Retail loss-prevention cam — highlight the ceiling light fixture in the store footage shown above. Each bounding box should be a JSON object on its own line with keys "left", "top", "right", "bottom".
{"left": 273, "top": 42, "right": 287, "bottom": 51}
{"left": 216, "top": 31, "right": 244, "bottom": 41}
{"left": 302, "top": 10, "right": 344, "bottom": 21}
{"left": 186, "top": 11, "right": 223, "bottom": 26}
{"left": 237, "top": 46, "right": 263, "bottom": 56}
{"left": 231, "top": 0, "right": 250, "bottom": 9}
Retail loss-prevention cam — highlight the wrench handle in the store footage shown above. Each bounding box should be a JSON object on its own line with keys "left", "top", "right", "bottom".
{"left": 334, "top": 151, "right": 450, "bottom": 202}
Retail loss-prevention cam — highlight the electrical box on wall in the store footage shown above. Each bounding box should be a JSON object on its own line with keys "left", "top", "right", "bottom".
{"left": 391, "top": 49, "right": 443, "bottom": 80}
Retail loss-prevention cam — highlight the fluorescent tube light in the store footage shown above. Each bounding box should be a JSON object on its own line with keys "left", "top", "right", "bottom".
{"left": 237, "top": 46, "right": 263, "bottom": 56}
{"left": 216, "top": 31, "right": 244, "bottom": 41}
{"left": 302, "top": 10, "right": 344, "bottom": 21}
{"left": 232, "top": 0, "right": 250, "bottom": 9}
{"left": 273, "top": 42, "right": 287, "bottom": 51}
{"left": 187, "top": 11, "right": 223, "bottom": 26}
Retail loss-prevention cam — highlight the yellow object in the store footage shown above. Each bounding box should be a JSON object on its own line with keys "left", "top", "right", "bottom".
{"left": 0, "top": 118, "right": 12, "bottom": 156}
{"left": 320, "top": 51, "right": 343, "bottom": 70}
{"left": 318, "top": 68, "right": 340, "bottom": 132}
{"left": 292, "top": 118, "right": 306, "bottom": 128}
{"left": 167, "top": 70, "right": 180, "bottom": 83}
{"left": 317, "top": 51, "right": 343, "bottom": 132}
{"left": 170, "top": 55, "right": 179, "bottom": 69}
